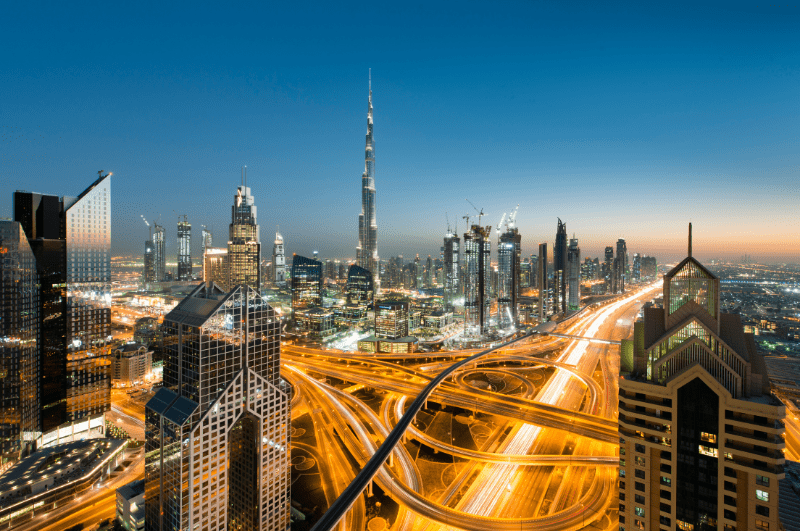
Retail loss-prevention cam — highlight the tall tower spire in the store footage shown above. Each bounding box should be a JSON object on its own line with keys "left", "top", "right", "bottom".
{"left": 357, "top": 70, "right": 379, "bottom": 284}
{"left": 688, "top": 222, "right": 692, "bottom": 257}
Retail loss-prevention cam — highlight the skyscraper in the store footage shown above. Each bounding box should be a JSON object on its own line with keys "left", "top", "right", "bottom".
{"left": 143, "top": 238, "right": 155, "bottom": 283}
{"left": 291, "top": 255, "right": 323, "bottom": 316}
{"left": 203, "top": 247, "right": 229, "bottom": 290}
{"left": 613, "top": 238, "right": 627, "bottom": 294}
{"left": 177, "top": 216, "right": 192, "bottom": 281}
{"left": 443, "top": 229, "right": 460, "bottom": 311}
{"left": 273, "top": 232, "right": 286, "bottom": 285}
{"left": 201, "top": 226, "right": 213, "bottom": 257}
{"left": 604, "top": 246, "right": 614, "bottom": 293}
{"left": 357, "top": 71, "right": 379, "bottom": 283}
{"left": 553, "top": 218, "right": 567, "bottom": 314}
{"left": 346, "top": 264, "right": 374, "bottom": 306}
{"left": 145, "top": 283, "right": 290, "bottom": 531}
{"left": 153, "top": 222, "right": 166, "bottom": 282}
{"left": 463, "top": 224, "right": 491, "bottom": 337}
{"left": 14, "top": 172, "right": 112, "bottom": 433}
{"left": 0, "top": 221, "right": 40, "bottom": 460}
{"left": 228, "top": 185, "right": 261, "bottom": 291}
{"left": 567, "top": 235, "right": 581, "bottom": 310}
{"left": 497, "top": 225, "right": 521, "bottom": 328}
{"left": 538, "top": 243, "right": 548, "bottom": 321}
{"left": 632, "top": 252, "right": 641, "bottom": 281}
{"left": 619, "top": 225, "right": 783, "bottom": 531}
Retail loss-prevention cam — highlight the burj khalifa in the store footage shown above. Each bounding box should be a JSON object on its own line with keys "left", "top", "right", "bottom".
{"left": 357, "top": 70, "right": 379, "bottom": 282}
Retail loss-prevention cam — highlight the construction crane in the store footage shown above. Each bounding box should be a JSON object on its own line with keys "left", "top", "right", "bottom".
{"left": 496, "top": 212, "right": 507, "bottom": 236}
{"left": 508, "top": 204, "right": 520, "bottom": 229}
{"left": 466, "top": 199, "right": 485, "bottom": 226}
{"left": 141, "top": 215, "right": 152, "bottom": 239}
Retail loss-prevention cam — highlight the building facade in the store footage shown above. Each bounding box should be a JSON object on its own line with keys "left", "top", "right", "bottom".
{"left": 177, "top": 217, "right": 192, "bottom": 281}
{"left": 538, "top": 243, "right": 548, "bottom": 322}
{"left": 291, "top": 255, "right": 323, "bottom": 316}
{"left": 613, "top": 238, "right": 627, "bottom": 294}
{"left": 202, "top": 247, "right": 228, "bottom": 291}
{"left": 463, "top": 225, "right": 491, "bottom": 337}
{"left": 567, "top": 236, "right": 581, "bottom": 310}
{"left": 553, "top": 218, "right": 567, "bottom": 314}
{"left": 153, "top": 223, "right": 166, "bottom": 282}
{"left": 357, "top": 73, "right": 379, "bottom": 283}
{"left": 145, "top": 284, "right": 290, "bottom": 531}
{"left": 228, "top": 185, "right": 261, "bottom": 292}
{"left": 346, "top": 264, "right": 374, "bottom": 306}
{"left": 111, "top": 343, "right": 153, "bottom": 386}
{"left": 0, "top": 221, "right": 40, "bottom": 461}
{"left": 273, "top": 232, "right": 286, "bottom": 285}
{"left": 443, "top": 231, "right": 460, "bottom": 311}
{"left": 497, "top": 226, "right": 521, "bottom": 328}
{"left": 619, "top": 226, "right": 784, "bottom": 531}
{"left": 143, "top": 238, "right": 155, "bottom": 283}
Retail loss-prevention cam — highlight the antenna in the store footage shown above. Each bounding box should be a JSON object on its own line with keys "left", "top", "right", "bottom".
{"left": 688, "top": 223, "right": 692, "bottom": 257}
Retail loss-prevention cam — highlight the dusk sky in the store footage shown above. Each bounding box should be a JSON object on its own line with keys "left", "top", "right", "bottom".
{"left": 1, "top": 1, "right": 798, "bottom": 263}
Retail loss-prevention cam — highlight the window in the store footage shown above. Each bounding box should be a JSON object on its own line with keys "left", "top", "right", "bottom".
{"left": 678, "top": 521, "right": 695, "bottom": 530}
{"left": 635, "top": 507, "right": 645, "bottom": 517}
{"left": 620, "top": 448, "right": 626, "bottom": 455}
{"left": 755, "top": 520, "right": 769, "bottom": 531}
{"left": 756, "top": 475, "right": 770, "bottom": 487}
{"left": 700, "top": 431, "right": 717, "bottom": 443}
{"left": 660, "top": 516, "right": 672, "bottom": 526}
{"left": 635, "top": 494, "right": 645, "bottom": 504}
{"left": 660, "top": 476, "right": 671, "bottom": 486}
{"left": 620, "top": 459, "right": 626, "bottom": 467}
{"left": 635, "top": 482, "right": 645, "bottom": 492}
{"left": 620, "top": 492, "right": 626, "bottom": 501}
{"left": 635, "top": 443, "right": 645, "bottom": 453}
{"left": 756, "top": 489, "right": 769, "bottom": 502}
{"left": 699, "top": 445, "right": 718, "bottom": 457}
{"left": 619, "top": 503, "right": 626, "bottom": 512}
{"left": 756, "top": 505, "right": 769, "bottom": 517}
{"left": 634, "top": 520, "right": 644, "bottom": 530}
{"left": 620, "top": 469, "right": 626, "bottom": 477}
{"left": 635, "top": 456, "right": 646, "bottom": 466}
{"left": 635, "top": 469, "right": 646, "bottom": 479}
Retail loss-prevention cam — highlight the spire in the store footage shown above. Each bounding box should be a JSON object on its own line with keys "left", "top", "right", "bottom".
{"left": 688, "top": 223, "right": 693, "bottom": 257}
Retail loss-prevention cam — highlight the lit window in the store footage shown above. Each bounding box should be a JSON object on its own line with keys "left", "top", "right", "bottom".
{"left": 755, "top": 519, "right": 769, "bottom": 531}
{"left": 700, "top": 432, "right": 717, "bottom": 443}
{"left": 756, "top": 489, "right": 769, "bottom": 502}
{"left": 635, "top": 507, "right": 645, "bottom": 517}
{"left": 756, "top": 475, "right": 770, "bottom": 487}
{"left": 620, "top": 469, "right": 626, "bottom": 477}
{"left": 678, "top": 521, "right": 695, "bottom": 530}
{"left": 635, "top": 456, "right": 646, "bottom": 466}
{"left": 620, "top": 459, "right": 626, "bottom": 467}
{"left": 699, "top": 445, "right": 718, "bottom": 457}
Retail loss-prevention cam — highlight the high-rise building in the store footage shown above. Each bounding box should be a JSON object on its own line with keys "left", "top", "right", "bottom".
{"left": 553, "top": 218, "right": 567, "bottom": 314}
{"left": 463, "top": 224, "right": 491, "bottom": 336}
{"left": 14, "top": 172, "right": 112, "bottom": 433}
{"left": 201, "top": 226, "right": 213, "bottom": 257}
{"left": 641, "top": 256, "right": 658, "bottom": 280}
{"left": 203, "top": 247, "right": 229, "bottom": 290}
{"left": 632, "top": 252, "right": 642, "bottom": 281}
{"left": 497, "top": 226, "right": 521, "bottom": 328}
{"left": 0, "top": 221, "right": 40, "bottom": 460}
{"left": 227, "top": 185, "right": 261, "bottom": 292}
{"left": 153, "top": 222, "right": 166, "bottom": 282}
{"left": 145, "top": 283, "right": 290, "bottom": 531}
{"left": 567, "top": 236, "right": 581, "bottom": 310}
{"left": 357, "top": 72, "right": 379, "bottom": 283}
{"left": 143, "top": 238, "right": 156, "bottom": 283}
{"left": 291, "top": 255, "right": 322, "bottom": 316}
{"left": 604, "top": 246, "right": 614, "bottom": 293}
{"left": 273, "top": 232, "right": 286, "bottom": 285}
{"left": 346, "top": 264, "right": 374, "bottom": 306}
{"left": 177, "top": 216, "right": 192, "bottom": 281}
{"left": 537, "top": 243, "right": 548, "bottom": 321}
{"left": 613, "top": 238, "right": 627, "bottom": 294}
{"left": 530, "top": 254, "right": 539, "bottom": 289}
{"left": 619, "top": 225, "right": 784, "bottom": 531}
{"left": 424, "top": 255, "right": 433, "bottom": 288}
{"left": 443, "top": 230, "right": 460, "bottom": 310}
{"left": 375, "top": 301, "right": 409, "bottom": 340}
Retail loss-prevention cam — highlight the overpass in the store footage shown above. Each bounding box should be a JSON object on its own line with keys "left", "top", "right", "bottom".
{"left": 544, "top": 332, "right": 621, "bottom": 345}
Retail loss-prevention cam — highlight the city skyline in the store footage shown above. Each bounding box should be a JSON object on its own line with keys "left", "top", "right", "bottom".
{"left": 1, "top": 3, "right": 798, "bottom": 263}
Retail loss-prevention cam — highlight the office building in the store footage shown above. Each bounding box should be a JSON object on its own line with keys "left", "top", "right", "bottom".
{"left": 357, "top": 72, "right": 379, "bottom": 282}
{"left": 604, "top": 246, "right": 614, "bottom": 293}
{"left": 111, "top": 343, "right": 153, "bottom": 387}
{"left": 642, "top": 256, "right": 658, "bottom": 280}
{"left": 177, "top": 216, "right": 192, "bottom": 281}
{"left": 632, "top": 252, "right": 642, "bottom": 281}
{"left": 346, "top": 264, "right": 374, "bottom": 306}
{"left": 567, "top": 236, "right": 581, "bottom": 310}
{"left": 538, "top": 243, "right": 548, "bottom": 321}
{"left": 228, "top": 185, "right": 261, "bottom": 291}
{"left": 497, "top": 226, "right": 521, "bottom": 328}
{"left": 117, "top": 479, "right": 145, "bottom": 531}
{"left": 273, "top": 231, "right": 286, "bottom": 285}
{"left": 153, "top": 222, "right": 166, "bottom": 282}
{"left": 202, "top": 247, "right": 228, "bottom": 290}
{"left": 0, "top": 221, "right": 39, "bottom": 460}
{"left": 201, "top": 226, "right": 212, "bottom": 257}
{"left": 463, "top": 224, "right": 491, "bottom": 337}
{"left": 14, "top": 172, "right": 111, "bottom": 434}
{"left": 358, "top": 300, "right": 417, "bottom": 354}
{"left": 619, "top": 225, "right": 784, "bottom": 531}
{"left": 443, "top": 231, "right": 460, "bottom": 310}
{"left": 613, "top": 238, "right": 627, "bottom": 294}
{"left": 530, "top": 254, "right": 539, "bottom": 289}
{"left": 143, "top": 238, "right": 155, "bottom": 283}
{"left": 145, "top": 283, "right": 290, "bottom": 531}
{"left": 291, "top": 255, "right": 323, "bottom": 316}
{"left": 553, "top": 218, "right": 567, "bottom": 314}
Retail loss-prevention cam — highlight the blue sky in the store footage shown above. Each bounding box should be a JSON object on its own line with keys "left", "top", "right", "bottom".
{"left": 1, "top": 1, "right": 798, "bottom": 263}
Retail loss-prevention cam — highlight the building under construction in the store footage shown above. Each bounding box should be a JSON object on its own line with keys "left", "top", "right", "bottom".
{"left": 463, "top": 224, "right": 491, "bottom": 337}
{"left": 497, "top": 206, "right": 521, "bottom": 329}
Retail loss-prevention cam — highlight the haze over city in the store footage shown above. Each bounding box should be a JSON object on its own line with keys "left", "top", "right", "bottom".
{"left": 1, "top": 1, "right": 798, "bottom": 262}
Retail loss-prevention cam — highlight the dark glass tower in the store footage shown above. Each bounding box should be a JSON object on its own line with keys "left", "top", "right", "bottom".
{"left": 553, "top": 218, "right": 567, "bottom": 314}
{"left": 537, "top": 243, "right": 548, "bottom": 321}
{"left": 613, "top": 238, "right": 627, "bottom": 294}
{"left": 567, "top": 236, "right": 581, "bottom": 310}
{"left": 497, "top": 226, "right": 521, "bottom": 328}
{"left": 291, "top": 255, "right": 323, "bottom": 316}
{"left": 228, "top": 185, "right": 261, "bottom": 291}
{"left": 144, "top": 238, "right": 155, "bottom": 283}
{"left": 604, "top": 246, "right": 614, "bottom": 294}
{"left": 145, "top": 283, "right": 290, "bottom": 531}
{"left": 346, "top": 264, "right": 374, "bottom": 306}
{"left": 443, "top": 230, "right": 460, "bottom": 311}
{"left": 357, "top": 71, "right": 379, "bottom": 283}
{"left": 153, "top": 222, "right": 166, "bottom": 281}
{"left": 13, "top": 172, "right": 112, "bottom": 433}
{"left": 463, "top": 224, "right": 491, "bottom": 336}
{"left": 0, "top": 221, "right": 40, "bottom": 460}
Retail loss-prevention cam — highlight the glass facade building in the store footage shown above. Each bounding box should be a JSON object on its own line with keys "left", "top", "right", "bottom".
{"left": 463, "top": 224, "right": 491, "bottom": 337}
{"left": 567, "top": 236, "right": 581, "bottom": 310}
{"left": 203, "top": 247, "right": 229, "bottom": 291}
{"left": 143, "top": 239, "right": 155, "bottom": 283}
{"left": 291, "top": 255, "right": 322, "bottom": 316}
{"left": 228, "top": 186, "right": 261, "bottom": 292}
{"left": 375, "top": 301, "right": 409, "bottom": 340}
{"left": 0, "top": 221, "right": 40, "bottom": 461}
{"left": 272, "top": 232, "right": 286, "bottom": 285}
{"left": 346, "top": 264, "right": 374, "bottom": 306}
{"left": 553, "top": 218, "right": 567, "bottom": 314}
{"left": 443, "top": 231, "right": 460, "bottom": 311}
{"left": 153, "top": 223, "right": 166, "bottom": 282}
{"left": 357, "top": 74, "right": 379, "bottom": 282}
{"left": 177, "top": 218, "right": 192, "bottom": 281}
{"left": 497, "top": 227, "right": 521, "bottom": 328}
{"left": 537, "top": 243, "right": 548, "bottom": 321}
{"left": 145, "top": 283, "right": 289, "bottom": 531}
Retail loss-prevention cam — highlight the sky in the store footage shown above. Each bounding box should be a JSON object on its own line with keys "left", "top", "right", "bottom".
{"left": 0, "top": 1, "right": 798, "bottom": 264}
